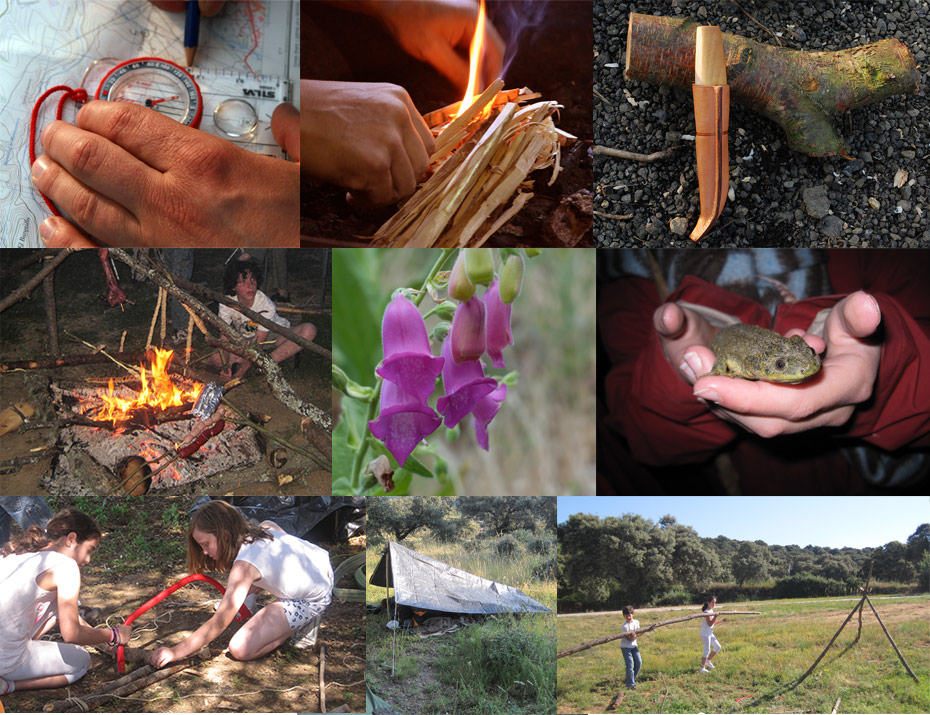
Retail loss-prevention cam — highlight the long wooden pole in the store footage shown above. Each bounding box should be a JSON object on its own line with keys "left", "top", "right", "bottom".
{"left": 790, "top": 596, "right": 864, "bottom": 690}
{"left": 557, "top": 611, "right": 762, "bottom": 659}
{"left": 0, "top": 249, "right": 74, "bottom": 313}
{"left": 863, "top": 593, "right": 920, "bottom": 683}
{"left": 853, "top": 560, "right": 873, "bottom": 644}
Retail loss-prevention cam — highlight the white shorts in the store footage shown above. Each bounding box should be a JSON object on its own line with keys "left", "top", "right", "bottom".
{"left": 702, "top": 634, "right": 722, "bottom": 658}
{"left": 280, "top": 596, "right": 330, "bottom": 632}
{"left": 1, "top": 640, "right": 90, "bottom": 684}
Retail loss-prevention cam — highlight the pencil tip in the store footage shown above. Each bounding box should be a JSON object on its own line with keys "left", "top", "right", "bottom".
{"left": 185, "top": 47, "right": 196, "bottom": 68}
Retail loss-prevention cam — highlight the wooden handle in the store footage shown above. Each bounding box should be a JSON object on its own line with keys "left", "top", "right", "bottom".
{"left": 695, "top": 26, "right": 727, "bottom": 86}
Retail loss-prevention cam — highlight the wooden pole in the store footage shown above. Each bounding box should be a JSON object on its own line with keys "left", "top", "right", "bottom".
{"left": 0, "top": 249, "right": 74, "bottom": 313}
{"left": 853, "top": 560, "right": 873, "bottom": 644}
{"left": 557, "top": 611, "right": 762, "bottom": 659}
{"left": 863, "top": 593, "right": 920, "bottom": 683}
{"left": 319, "top": 644, "right": 327, "bottom": 713}
{"left": 43, "top": 272, "right": 60, "bottom": 357}
{"left": 1, "top": 352, "right": 148, "bottom": 373}
{"left": 790, "top": 597, "right": 864, "bottom": 690}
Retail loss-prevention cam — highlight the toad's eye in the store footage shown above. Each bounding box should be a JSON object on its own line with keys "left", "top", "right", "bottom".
{"left": 775, "top": 359, "right": 786, "bottom": 370}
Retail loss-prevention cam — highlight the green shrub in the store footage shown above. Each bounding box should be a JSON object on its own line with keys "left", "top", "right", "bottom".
{"left": 496, "top": 534, "right": 520, "bottom": 557}
{"left": 653, "top": 588, "right": 693, "bottom": 607}
{"left": 529, "top": 535, "right": 556, "bottom": 555}
{"left": 774, "top": 573, "right": 846, "bottom": 598}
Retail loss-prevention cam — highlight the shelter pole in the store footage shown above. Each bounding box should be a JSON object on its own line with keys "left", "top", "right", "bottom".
{"left": 388, "top": 541, "right": 397, "bottom": 678}
{"left": 790, "top": 596, "right": 864, "bottom": 690}
{"left": 863, "top": 593, "right": 920, "bottom": 683}
{"left": 853, "top": 560, "right": 873, "bottom": 644}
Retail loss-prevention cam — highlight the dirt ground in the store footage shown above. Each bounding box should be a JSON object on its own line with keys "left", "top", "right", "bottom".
{"left": 300, "top": 0, "right": 593, "bottom": 247}
{"left": 0, "top": 249, "right": 332, "bottom": 497}
{"left": 0, "top": 499, "right": 366, "bottom": 714}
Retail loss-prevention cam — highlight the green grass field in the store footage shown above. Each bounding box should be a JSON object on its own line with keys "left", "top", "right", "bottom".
{"left": 557, "top": 595, "right": 929, "bottom": 714}
{"left": 367, "top": 538, "right": 557, "bottom": 714}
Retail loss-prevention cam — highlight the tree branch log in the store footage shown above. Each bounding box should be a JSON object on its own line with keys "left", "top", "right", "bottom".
{"left": 624, "top": 13, "right": 919, "bottom": 157}
{"left": 790, "top": 597, "right": 864, "bottom": 690}
{"left": 0, "top": 249, "right": 74, "bottom": 313}
{"left": 863, "top": 593, "right": 920, "bottom": 683}
{"left": 108, "top": 249, "right": 330, "bottom": 433}
{"left": 557, "top": 611, "right": 761, "bottom": 658}
{"left": 1, "top": 352, "right": 149, "bottom": 373}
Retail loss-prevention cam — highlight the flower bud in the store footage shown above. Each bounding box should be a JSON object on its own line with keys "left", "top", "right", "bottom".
{"left": 498, "top": 254, "right": 524, "bottom": 305}
{"left": 483, "top": 279, "right": 513, "bottom": 368}
{"left": 332, "top": 364, "right": 348, "bottom": 392}
{"left": 523, "top": 248, "right": 541, "bottom": 258}
{"left": 450, "top": 295, "right": 486, "bottom": 363}
{"left": 434, "top": 301, "right": 458, "bottom": 320}
{"left": 464, "top": 248, "right": 494, "bottom": 286}
{"left": 448, "top": 252, "right": 476, "bottom": 301}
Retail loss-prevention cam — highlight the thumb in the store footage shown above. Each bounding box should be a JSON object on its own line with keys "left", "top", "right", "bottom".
{"left": 39, "top": 217, "right": 97, "bottom": 247}
{"left": 838, "top": 291, "right": 882, "bottom": 340}
{"left": 271, "top": 102, "right": 300, "bottom": 161}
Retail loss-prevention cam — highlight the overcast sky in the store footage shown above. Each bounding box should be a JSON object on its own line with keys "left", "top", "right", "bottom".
{"left": 557, "top": 497, "right": 929, "bottom": 549}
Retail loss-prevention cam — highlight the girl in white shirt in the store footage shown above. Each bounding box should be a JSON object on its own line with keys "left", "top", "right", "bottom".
{"left": 0, "top": 509, "right": 132, "bottom": 694}
{"left": 699, "top": 595, "right": 727, "bottom": 673}
{"left": 151, "top": 500, "right": 333, "bottom": 668}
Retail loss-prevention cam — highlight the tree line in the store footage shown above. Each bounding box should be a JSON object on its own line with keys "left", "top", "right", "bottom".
{"left": 558, "top": 513, "right": 930, "bottom": 612}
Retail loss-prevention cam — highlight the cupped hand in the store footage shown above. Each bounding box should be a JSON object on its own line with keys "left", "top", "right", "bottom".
{"left": 31, "top": 100, "right": 298, "bottom": 247}
{"left": 652, "top": 301, "right": 719, "bottom": 385}
{"left": 372, "top": 0, "right": 505, "bottom": 90}
{"left": 150, "top": 646, "right": 176, "bottom": 668}
{"left": 302, "top": 80, "right": 434, "bottom": 207}
{"left": 688, "top": 291, "right": 882, "bottom": 438}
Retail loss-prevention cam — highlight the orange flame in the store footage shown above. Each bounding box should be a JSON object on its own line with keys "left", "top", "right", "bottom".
{"left": 82, "top": 348, "right": 202, "bottom": 427}
{"left": 458, "top": 0, "right": 487, "bottom": 111}
{"left": 139, "top": 441, "right": 183, "bottom": 482}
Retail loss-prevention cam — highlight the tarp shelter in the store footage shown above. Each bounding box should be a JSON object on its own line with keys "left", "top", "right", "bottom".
{"left": 369, "top": 541, "right": 551, "bottom": 614}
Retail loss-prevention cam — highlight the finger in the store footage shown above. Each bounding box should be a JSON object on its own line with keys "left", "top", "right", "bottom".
{"left": 41, "top": 120, "right": 157, "bottom": 216}
{"left": 679, "top": 346, "right": 715, "bottom": 385}
{"left": 397, "top": 94, "right": 434, "bottom": 155}
{"left": 400, "top": 117, "right": 430, "bottom": 181}
{"left": 271, "top": 103, "right": 300, "bottom": 161}
{"left": 346, "top": 163, "right": 395, "bottom": 208}
{"left": 32, "top": 155, "right": 142, "bottom": 244}
{"left": 693, "top": 374, "right": 827, "bottom": 421}
{"left": 838, "top": 291, "right": 882, "bottom": 340}
{"left": 75, "top": 101, "right": 188, "bottom": 173}
{"left": 653, "top": 302, "right": 686, "bottom": 338}
{"left": 199, "top": 0, "right": 225, "bottom": 17}
{"left": 38, "top": 217, "right": 97, "bottom": 247}
{"left": 389, "top": 145, "right": 417, "bottom": 202}
{"left": 423, "top": 37, "right": 470, "bottom": 92}
{"left": 150, "top": 0, "right": 186, "bottom": 11}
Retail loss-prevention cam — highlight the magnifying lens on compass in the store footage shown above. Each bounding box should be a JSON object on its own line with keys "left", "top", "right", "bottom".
{"left": 95, "top": 57, "right": 203, "bottom": 128}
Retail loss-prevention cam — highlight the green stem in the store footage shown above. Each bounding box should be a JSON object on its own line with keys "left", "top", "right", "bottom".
{"left": 351, "top": 248, "right": 457, "bottom": 493}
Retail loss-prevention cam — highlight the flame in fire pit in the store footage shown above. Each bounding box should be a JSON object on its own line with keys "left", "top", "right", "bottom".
{"left": 458, "top": 0, "right": 487, "bottom": 113}
{"left": 83, "top": 348, "right": 202, "bottom": 427}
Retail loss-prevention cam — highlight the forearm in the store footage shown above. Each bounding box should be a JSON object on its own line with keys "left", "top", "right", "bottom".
{"left": 172, "top": 613, "right": 231, "bottom": 660}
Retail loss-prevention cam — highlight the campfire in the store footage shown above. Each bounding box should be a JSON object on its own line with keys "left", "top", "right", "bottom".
{"left": 370, "top": 0, "right": 576, "bottom": 247}
{"left": 44, "top": 349, "right": 261, "bottom": 494}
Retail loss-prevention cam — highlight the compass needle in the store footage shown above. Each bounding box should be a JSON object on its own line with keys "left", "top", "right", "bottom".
{"left": 96, "top": 58, "right": 202, "bottom": 128}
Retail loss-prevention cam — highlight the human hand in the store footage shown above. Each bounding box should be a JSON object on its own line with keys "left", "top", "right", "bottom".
{"left": 116, "top": 624, "right": 133, "bottom": 645}
{"left": 302, "top": 80, "right": 434, "bottom": 207}
{"left": 652, "top": 301, "right": 719, "bottom": 385}
{"left": 688, "top": 291, "right": 881, "bottom": 438}
{"left": 149, "top": 1, "right": 225, "bottom": 17}
{"left": 366, "top": 0, "right": 504, "bottom": 90}
{"left": 150, "top": 646, "right": 176, "bottom": 668}
{"left": 31, "top": 100, "right": 298, "bottom": 247}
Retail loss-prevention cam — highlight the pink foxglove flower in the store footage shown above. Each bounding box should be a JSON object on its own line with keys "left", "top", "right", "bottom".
{"left": 450, "top": 295, "right": 486, "bottom": 364}
{"left": 376, "top": 293, "right": 444, "bottom": 403}
{"left": 473, "top": 383, "right": 507, "bottom": 451}
{"left": 368, "top": 380, "right": 441, "bottom": 467}
{"left": 484, "top": 279, "right": 513, "bottom": 369}
{"left": 436, "top": 337, "right": 497, "bottom": 428}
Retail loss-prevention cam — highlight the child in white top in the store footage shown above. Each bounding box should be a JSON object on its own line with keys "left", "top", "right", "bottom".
{"left": 151, "top": 500, "right": 333, "bottom": 668}
{"left": 699, "top": 595, "right": 727, "bottom": 673}
{"left": 0, "top": 509, "right": 132, "bottom": 694}
{"left": 620, "top": 605, "right": 654, "bottom": 690}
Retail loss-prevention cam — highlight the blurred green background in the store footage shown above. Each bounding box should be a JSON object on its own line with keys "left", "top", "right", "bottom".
{"left": 333, "top": 248, "right": 595, "bottom": 496}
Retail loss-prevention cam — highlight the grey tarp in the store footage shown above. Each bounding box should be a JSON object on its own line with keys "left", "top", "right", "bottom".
{"left": 369, "top": 541, "right": 551, "bottom": 614}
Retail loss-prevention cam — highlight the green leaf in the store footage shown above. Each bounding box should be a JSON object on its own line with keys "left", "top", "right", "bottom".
{"left": 331, "top": 396, "right": 370, "bottom": 495}
{"left": 332, "top": 249, "right": 384, "bottom": 383}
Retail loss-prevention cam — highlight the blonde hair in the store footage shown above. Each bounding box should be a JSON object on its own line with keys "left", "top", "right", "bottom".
{"left": 186, "top": 500, "right": 271, "bottom": 574}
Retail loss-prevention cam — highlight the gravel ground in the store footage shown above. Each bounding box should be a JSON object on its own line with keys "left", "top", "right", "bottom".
{"left": 594, "top": 0, "right": 930, "bottom": 247}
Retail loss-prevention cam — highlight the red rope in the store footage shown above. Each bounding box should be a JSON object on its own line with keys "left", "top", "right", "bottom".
{"left": 29, "top": 85, "right": 89, "bottom": 216}
{"left": 115, "top": 573, "right": 253, "bottom": 673}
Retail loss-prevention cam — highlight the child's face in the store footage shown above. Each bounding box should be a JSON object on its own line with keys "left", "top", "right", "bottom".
{"left": 71, "top": 536, "right": 99, "bottom": 567}
{"left": 625, "top": 611, "right": 634, "bottom": 622}
{"left": 192, "top": 528, "right": 219, "bottom": 561}
{"left": 234, "top": 271, "right": 258, "bottom": 304}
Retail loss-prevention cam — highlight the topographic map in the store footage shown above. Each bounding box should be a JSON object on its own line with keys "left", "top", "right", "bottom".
{"left": 0, "top": 0, "right": 298, "bottom": 247}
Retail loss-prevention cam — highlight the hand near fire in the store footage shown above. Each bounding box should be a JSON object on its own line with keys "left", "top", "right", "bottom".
{"left": 31, "top": 100, "right": 299, "bottom": 247}
{"left": 365, "top": 0, "right": 505, "bottom": 91}
{"left": 302, "top": 80, "right": 435, "bottom": 207}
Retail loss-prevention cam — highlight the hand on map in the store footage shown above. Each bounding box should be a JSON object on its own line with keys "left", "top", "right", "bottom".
{"left": 149, "top": 0, "right": 226, "bottom": 16}
{"left": 31, "top": 100, "right": 299, "bottom": 247}
{"left": 301, "top": 80, "right": 433, "bottom": 208}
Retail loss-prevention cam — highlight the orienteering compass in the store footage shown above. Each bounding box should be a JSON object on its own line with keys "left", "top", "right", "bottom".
{"left": 95, "top": 57, "right": 203, "bottom": 128}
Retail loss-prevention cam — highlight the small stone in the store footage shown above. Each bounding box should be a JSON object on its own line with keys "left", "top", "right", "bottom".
{"left": 860, "top": 151, "right": 873, "bottom": 163}
{"left": 666, "top": 131, "right": 682, "bottom": 143}
{"left": 868, "top": 197, "right": 881, "bottom": 210}
{"left": 802, "top": 185, "right": 831, "bottom": 218}
{"left": 901, "top": 150, "right": 916, "bottom": 159}
{"left": 897, "top": 200, "right": 912, "bottom": 212}
{"left": 621, "top": 194, "right": 632, "bottom": 203}
{"left": 819, "top": 215, "right": 845, "bottom": 237}
{"left": 783, "top": 180, "right": 795, "bottom": 189}
{"left": 669, "top": 217, "right": 689, "bottom": 236}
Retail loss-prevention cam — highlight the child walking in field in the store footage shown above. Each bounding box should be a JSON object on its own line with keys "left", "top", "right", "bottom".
{"left": 699, "top": 595, "right": 727, "bottom": 674}
{"left": 150, "top": 500, "right": 334, "bottom": 668}
{"left": 621, "top": 605, "right": 654, "bottom": 690}
{"left": 0, "top": 509, "right": 133, "bottom": 694}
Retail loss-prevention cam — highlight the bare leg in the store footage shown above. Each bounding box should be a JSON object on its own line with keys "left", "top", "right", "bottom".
{"left": 228, "top": 602, "right": 293, "bottom": 661}
{"left": 10, "top": 674, "right": 71, "bottom": 691}
{"left": 270, "top": 323, "right": 316, "bottom": 364}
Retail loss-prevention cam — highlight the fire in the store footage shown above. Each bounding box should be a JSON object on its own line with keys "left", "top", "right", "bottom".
{"left": 83, "top": 348, "right": 202, "bottom": 427}
{"left": 139, "top": 441, "right": 183, "bottom": 482}
{"left": 458, "top": 0, "right": 487, "bottom": 113}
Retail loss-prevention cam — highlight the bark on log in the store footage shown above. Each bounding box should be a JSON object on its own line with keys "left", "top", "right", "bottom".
{"left": 853, "top": 560, "right": 873, "bottom": 644}
{"left": 173, "top": 276, "right": 332, "bottom": 362}
{"left": 43, "top": 272, "right": 60, "bottom": 356}
{"left": 557, "top": 611, "right": 761, "bottom": 658}
{"left": 108, "top": 249, "right": 331, "bottom": 433}
{"left": 863, "top": 593, "right": 920, "bottom": 683}
{"left": 0, "top": 249, "right": 74, "bottom": 313}
{"left": 624, "top": 13, "right": 919, "bottom": 157}
{"left": 1, "top": 352, "right": 148, "bottom": 373}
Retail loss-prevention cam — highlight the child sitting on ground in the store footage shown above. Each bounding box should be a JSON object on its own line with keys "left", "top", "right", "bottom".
{"left": 211, "top": 257, "right": 316, "bottom": 380}
{"left": 150, "top": 500, "right": 333, "bottom": 668}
